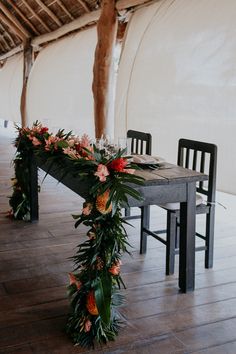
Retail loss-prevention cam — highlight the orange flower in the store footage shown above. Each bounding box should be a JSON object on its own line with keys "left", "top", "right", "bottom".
{"left": 109, "top": 259, "right": 122, "bottom": 276}
{"left": 68, "top": 273, "right": 82, "bottom": 290}
{"left": 86, "top": 291, "right": 98, "bottom": 315}
{"left": 96, "top": 190, "right": 112, "bottom": 214}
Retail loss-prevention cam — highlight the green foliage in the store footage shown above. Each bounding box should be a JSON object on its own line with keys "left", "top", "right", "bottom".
{"left": 9, "top": 122, "right": 144, "bottom": 349}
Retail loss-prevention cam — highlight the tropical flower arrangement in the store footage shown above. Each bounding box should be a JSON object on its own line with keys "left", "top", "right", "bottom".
{"left": 9, "top": 121, "right": 144, "bottom": 348}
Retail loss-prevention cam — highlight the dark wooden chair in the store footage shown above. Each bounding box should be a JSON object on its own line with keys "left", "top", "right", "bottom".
{"left": 124, "top": 130, "right": 152, "bottom": 221}
{"left": 127, "top": 130, "right": 152, "bottom": 156}
{"left": 140, "top": 138, "right": 217, "bottom": 275}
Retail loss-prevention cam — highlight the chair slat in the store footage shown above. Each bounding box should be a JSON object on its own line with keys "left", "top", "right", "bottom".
{"left": 192, "top": 150, "right": 197, "bottom": 170}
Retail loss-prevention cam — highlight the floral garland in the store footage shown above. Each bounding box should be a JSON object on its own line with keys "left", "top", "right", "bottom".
{"left": 9, "top": 122, "right": 143, "bottom": 348}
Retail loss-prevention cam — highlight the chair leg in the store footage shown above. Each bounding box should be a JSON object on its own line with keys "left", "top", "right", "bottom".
{"left": 140, "top": 205, "right": 150, "bottom": 254}
{"left": 175, "top": 217, "right": 180, "bottom": 248}
{"left": 166, "top": 211, "right": 176, "bottom": 275}
{"left": 205, "top": 207, "right": 215, "bottom": 268}
{"left": 125, "top": 207, "right": 131, "bottom": 217}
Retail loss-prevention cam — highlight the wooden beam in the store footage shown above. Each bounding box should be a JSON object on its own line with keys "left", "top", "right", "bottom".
{"left": 0, "top": 11, "right": 26, "bottom": 41}
{"left": 34, "top": 0, "right": 62, "bottom": 26}
{"left": 32, "top": 9, "right": 100, "bottom": 47}
{"left": 75, "top": 0, "right": 90, "bottom": 13}
{"left": 20, "top": 40, "right": 33, "bottom": 127}
{"left": 116, "top": 0, "right": 156, "bottom": 11}
{"left": 0, "top": 24, "right": 16, "bottom": 48}
{"left": 0, "top": 2, "right": 30, "bottom": 38}
{"left": 0, "top": 22, "right": 17, "bottom": 47}
{"left": 21, "top": 0, "right": 51, "bottom": 32}
{"left": 92, "top": 0, "right": 118, "bottom": 138}
{"left": 6, "top": 0, "right": 40, "bottom": 35}
{"left": 0, "top": 34, "right": 11, "bottom": 51}
{"left": 0, "top": 44, "right": 23, "bottom": 60}
{"left": 54, "top": 0, "right": 74, "bottom": 20}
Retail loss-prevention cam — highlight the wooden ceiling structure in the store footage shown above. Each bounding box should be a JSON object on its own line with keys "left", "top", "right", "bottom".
{"left": 0, "top": 0, "right": 155, "bottom": 136}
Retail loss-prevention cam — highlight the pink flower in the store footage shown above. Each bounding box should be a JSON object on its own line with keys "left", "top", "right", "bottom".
{"left": 109, "top": 259, "right": 122, "bottom": 276}
{"left": 32, "top": 137, "right": 41, "bottom": 146}
{"left": 94, "top": 164, "right": 109, "bottom": 182}
{"left": 62, "top": 147, "right": 79, "bottom": 159}
{"left": 44, "top": 135, "right": 60, "bottom": 151}
{"left": 124, "top": 168, "right": 135, "bottom": 174}
{"left": 84, "top": 319, "right": 92, "bottom": 332}
{"left": 68, "top": 273, "right": 82, "bottom": 290}
{"left": 80, "top": 134, "right": 90, "bottom": 149}
{"left": 82, "top": 203, "right": 93, "bottom": 215}
{"left": 67, "top": 139, "right": 76, "bottom": 147}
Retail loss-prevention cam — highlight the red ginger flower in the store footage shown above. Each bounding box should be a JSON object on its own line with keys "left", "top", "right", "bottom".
{"left": 108, "top": 158, "right": 128, "bottom": 172}
{"left": 40, "top": 127, "right": 48, "bottom": 134}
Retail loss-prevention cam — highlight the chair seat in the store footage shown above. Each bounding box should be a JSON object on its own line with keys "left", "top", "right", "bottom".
{"left": 160, "top": 193, "right": 203, "bottom": 211}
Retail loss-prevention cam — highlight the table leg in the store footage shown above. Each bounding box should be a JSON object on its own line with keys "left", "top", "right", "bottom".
{"left": 140, "top": 205, "right": 150, "bottom": 254}
{"left": 179, "top": 182, "right": 196, "bottom": 292}
{"left": 29, "top": 153, "right": 39, "bottom": 222}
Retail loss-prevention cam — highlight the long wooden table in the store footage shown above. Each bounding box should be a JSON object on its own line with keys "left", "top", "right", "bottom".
{"left": 29, "top": 158, "right": 207, "bottom": 293}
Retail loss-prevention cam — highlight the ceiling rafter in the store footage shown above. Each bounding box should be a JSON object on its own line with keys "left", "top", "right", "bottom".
{"left": 32, "top": 9, "right": 100, "bottom": 47}
{"left": 0, "top": 11, "right": 27, "bottom": 41}
{"left": 34, "top": 0, "right": 62, "bottom": 26}
{"left": 20, "top": 0, "right": 51, "bottom": 32}
{"left": 6, "top": 0, "right": 41, "bottom": 35}
{"left": 0, "top": 43, "right": 23, "bottom": 60}
{"left": 0, "top": 0, "right": 155, "bottom": 58}
{"left": 0, "top": 1, "right": 30, "bottom": 38}
{"left": 0, "top": 34, "right": 11, "bottom": 51}
{"left": 116, "top": 0, "right": 154, "bottom": 11}
{"left": 53, "top": 0, "right": 74, "bottom": 20}
{"left": 75, "top": 0, "right": 90, "bottom": 13}
{"left": 0, "top": 22, "right": 17, "bottom": 46}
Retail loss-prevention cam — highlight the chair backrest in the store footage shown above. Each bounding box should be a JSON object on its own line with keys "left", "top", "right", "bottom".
{"left": 127, "top": 130, "right": 152, "bottom": 155}
{"left": 178, "top": 138, "right": 217, "bottom": 202}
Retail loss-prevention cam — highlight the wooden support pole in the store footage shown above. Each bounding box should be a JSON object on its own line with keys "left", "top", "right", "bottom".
{"left": 92, "top": 0, "right": 117, "bottom": 138}
{"left": 20, "top": 40, "right": 33, "bottom": 127}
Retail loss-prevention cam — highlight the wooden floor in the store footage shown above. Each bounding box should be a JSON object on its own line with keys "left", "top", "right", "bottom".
{"left": 1, "top": 121, "right": 236, "bottom": 354}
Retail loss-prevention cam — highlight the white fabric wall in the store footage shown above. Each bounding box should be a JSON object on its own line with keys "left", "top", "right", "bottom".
{"left": 0, "top": 54, "right": 23, "bottom": 123}
{"left": 27, "top": 27, "right": 97, "bottom": 137}
{"left": 115, "top": 0, "right": 236, "bottom": 194}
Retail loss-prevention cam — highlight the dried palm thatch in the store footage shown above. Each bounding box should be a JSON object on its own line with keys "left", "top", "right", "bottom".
{"left": 0, "top": 0, "right": 153, "bottom": 59}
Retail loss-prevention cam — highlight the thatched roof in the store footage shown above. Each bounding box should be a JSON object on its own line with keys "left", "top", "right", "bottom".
{"left": 0, "top": 0, "right": 100, "bottom": 56}
{"left": 0, "top": 0, "right": 152, "bottom": 59}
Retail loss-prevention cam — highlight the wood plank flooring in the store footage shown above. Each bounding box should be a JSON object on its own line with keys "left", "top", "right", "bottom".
{"left": 1, "top": 121, "right": 236, "bottom": 353}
